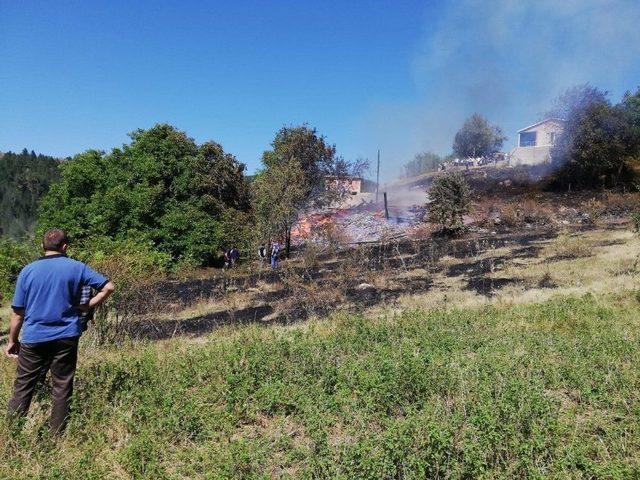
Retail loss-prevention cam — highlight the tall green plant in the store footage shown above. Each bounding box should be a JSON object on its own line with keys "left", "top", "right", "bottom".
{"left": 428, "top": 172, "right": 472, "bottom": 233}
{"left": 38, "top": 124, "right": 251, "bottom": 265}
{"left": 0, "top": 239, "right": 38, "bottom": 306}
{"left": 453, "top": 114, "right": 506, "bottom": 159}
{"left": 403, "top": 152, "right": 444, "bottom": 177}
{"left": 254, "top": 124, "right": 361, "bottom": 254}
{"left": 550, "top": 85, "right": 640, "bottom": 189}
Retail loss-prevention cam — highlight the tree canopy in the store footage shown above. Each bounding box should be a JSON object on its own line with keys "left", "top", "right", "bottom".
{"left": 545, "top": 83, "right": 609, "bottom": 121}
{"left": 453, "top": 114, "right": 506, "bottom": 159}
{"left": 550, "top": 85, "right": 640, "bottom": 189}
{"left": 0, "top": 149, "right": 60, "bottom": 239}
{"left": 38, "top": 124, "right": 251, "bottom": 265}
{"left": 253, "top": 124, "right": 362, "bottom": 253}
{"left": 403, "top": 152, "right": 447, "bottom": 177}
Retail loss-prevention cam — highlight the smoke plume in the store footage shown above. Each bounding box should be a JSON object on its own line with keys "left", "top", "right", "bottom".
{"left": 356, "top": 0, "right": 640, "bottom": 180}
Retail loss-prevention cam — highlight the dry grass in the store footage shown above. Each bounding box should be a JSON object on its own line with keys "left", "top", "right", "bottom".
{"left": 394, "top": 228, "right": 640, "bottom": 312}
{"left": 543, "top": 233, "right": 592, "bottom": 259}
{"left": 472, "top": 196, "right": 555, "bottom": 228}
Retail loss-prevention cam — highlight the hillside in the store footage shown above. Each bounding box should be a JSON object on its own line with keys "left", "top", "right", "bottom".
{"left": 2, "top": 293, "right": 639, "bottom": 478}
{"left": 0, "top": 150, "right": 60, "bottom": 238}
{"left": 1, "top": 199, "right": 640, "bottom": 477}
{"left": 2, "top": 159, "right": 640, "bottom": 479}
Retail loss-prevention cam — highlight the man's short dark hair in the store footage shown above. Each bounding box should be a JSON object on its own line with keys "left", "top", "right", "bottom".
{"left": 43, "top": 229, "right": 69, "bottom": 252}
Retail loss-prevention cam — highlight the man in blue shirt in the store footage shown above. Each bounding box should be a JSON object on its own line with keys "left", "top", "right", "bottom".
{"left": 5, "top": 229, "right": 115, "bottom": 434}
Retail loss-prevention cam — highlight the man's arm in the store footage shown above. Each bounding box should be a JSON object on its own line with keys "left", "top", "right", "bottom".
{"left": 87, "top": 281, "right": 115, "bottom": 310}
{"left": 5, "top": 308, "right": 24, "bottom": 359}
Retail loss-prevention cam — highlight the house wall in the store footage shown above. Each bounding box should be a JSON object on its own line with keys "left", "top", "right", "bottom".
{"left": 511, "top": 145, "right": 553, "bottom": 165}
{"left": 325, "top": 178, "right": 362, "bottom": 194}
{"left": 518, "top": 120, "right": 563, "bottom": 147}
{"left": 512, "top": 120, "right": 564, "bottom": 165}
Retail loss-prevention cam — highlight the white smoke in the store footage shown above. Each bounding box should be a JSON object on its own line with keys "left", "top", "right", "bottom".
{"left": 354, "top": 0, "right": 640, "bottom": 180}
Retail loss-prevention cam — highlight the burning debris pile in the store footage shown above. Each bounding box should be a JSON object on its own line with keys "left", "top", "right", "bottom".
{"left": 340, "top": 210, "right": 405, "bottom": 243}
{"left": 292, "top": 202, "right": 424, "bottom": 245}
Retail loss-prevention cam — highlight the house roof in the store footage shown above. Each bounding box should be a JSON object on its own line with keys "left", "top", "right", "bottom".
{"left": 517, "top": 118, "right": 564, "bottom": 133}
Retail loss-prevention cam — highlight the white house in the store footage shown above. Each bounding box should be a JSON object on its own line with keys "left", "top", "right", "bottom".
{"left": 510, "top": 118, "right": 564, "bottom": 166}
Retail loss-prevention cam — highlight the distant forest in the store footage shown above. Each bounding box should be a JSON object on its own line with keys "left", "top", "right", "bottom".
{"left": 0, "top": 149, "right": 60, "bottom": 238}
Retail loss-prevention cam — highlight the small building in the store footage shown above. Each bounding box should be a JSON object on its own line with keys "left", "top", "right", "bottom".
{"left": 510, "top": 118, "right": 564, "bottom": 166}
{"left": 325, "top": 175, "right": 363, "bottom": 195}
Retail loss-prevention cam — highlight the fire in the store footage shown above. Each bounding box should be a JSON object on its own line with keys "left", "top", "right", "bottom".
{"left": 291, "top": 212, "right": 335, "bottom": 241}
{"left": 291, "top": 206, "right": 401, "bottom": 245}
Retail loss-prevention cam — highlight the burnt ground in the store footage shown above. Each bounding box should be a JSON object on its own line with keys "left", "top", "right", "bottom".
{"left": 120, "top": 171, "right": 640, "bottom": 341}
{"left": 123, "top": 227, "right": 582, "bottom": 340}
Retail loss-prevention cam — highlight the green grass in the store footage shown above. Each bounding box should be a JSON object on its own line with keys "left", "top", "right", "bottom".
{"left": 2, "top": 293, "right": 640, "bottom": 479}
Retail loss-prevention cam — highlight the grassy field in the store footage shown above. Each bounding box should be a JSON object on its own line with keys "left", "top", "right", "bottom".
{"left": 2, "top": 292, "right": 640, "bottom": 479}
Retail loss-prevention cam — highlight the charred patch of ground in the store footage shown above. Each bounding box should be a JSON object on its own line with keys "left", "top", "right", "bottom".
{"left": 125, "top": 304, "right": 277, "bottom": 340}
{"left": 126, "top": 229, "right": 568, "bottom": 338}
{"left": 117, "top": 193, "right": 638, "bottom": 340}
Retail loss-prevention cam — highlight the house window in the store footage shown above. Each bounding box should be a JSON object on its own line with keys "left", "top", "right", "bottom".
{"left": 549, "top": 132, "right": 556, "bottom": 144}
{"left": 519, "top": 131, "right": 536, "bottom": 147}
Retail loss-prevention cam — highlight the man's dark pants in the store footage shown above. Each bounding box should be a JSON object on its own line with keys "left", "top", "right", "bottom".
{"left": 7, "top": 336, "right": 79, "bottom": 434}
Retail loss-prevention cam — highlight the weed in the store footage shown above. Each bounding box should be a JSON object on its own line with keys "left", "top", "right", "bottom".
{"left": 544, "top": 234, "right": 592, "bottom": 260}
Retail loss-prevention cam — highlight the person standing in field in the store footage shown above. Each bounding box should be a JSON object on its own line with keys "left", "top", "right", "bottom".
{"left": 258, "top": 244, "right": 267, "bottom": 264}
{"left": 4, "top": 229, "right": 115, "bottom": 434}
{"left": 270, "top": 242, "right": 280, "bottom": 269}
{"left": 229, "top": 246, "right": 239, "bottom": 267}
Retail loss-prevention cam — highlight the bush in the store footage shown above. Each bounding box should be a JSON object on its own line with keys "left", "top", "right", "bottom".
{"left": 75, "top": 239, "right": 171, "bottom": 345}
{"left": 428, "top": 172, "right": 472, "bottom": 233}
{"left": 545, "top": 234, "right": 591, "bottom": 259}
{"left": 0, "top": 235, "right": 170, "bottom": 341}
{"left": 38, "top": 124, "right": 252, "bottom": 266}
{"left": 0, "top": 239, "right": 38, "bottom": 306}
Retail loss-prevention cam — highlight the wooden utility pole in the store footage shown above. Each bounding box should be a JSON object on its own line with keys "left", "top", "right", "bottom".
{"left": 383, "top": 192, "right": 389, "bottom": 220}
{"left": 375, "top": 149, "right": 380, "bottom": 204}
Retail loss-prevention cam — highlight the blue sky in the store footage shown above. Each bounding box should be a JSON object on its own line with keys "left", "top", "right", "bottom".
{"left": 2, "top": 0, "right": 640, "bottom": 179}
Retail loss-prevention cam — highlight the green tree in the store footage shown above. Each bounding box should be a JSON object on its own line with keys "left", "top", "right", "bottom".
{"left": 428, "top": 171, "right": 472, "bottom": 233}
{"left": 0, "top": 150, "right": 60, "bottom": 238}
{"left": 254, "top": 124, "right": 357, "bottom": 254}
{"left": 39, "top": 124, "right": 251, "bottom": 265}
{"left": 550, "top": 85, "right": 639, "bottom": 189}
{"left": 620, "top": 87, "right": 640, "bottom": 164}
{"left": 262, "top": 124, "right": 338, "bottom": 198}
{"left": 546, "top": 83, "right": 608, "bottom": 120}
{"left": 403, "top": 152, "right": 444, "bottom": 177}
{"left": 453, "top": 114, "right": 506, "bottom": 159}
{"left": 253, "top": 159, "right": 307, "bottom": 254}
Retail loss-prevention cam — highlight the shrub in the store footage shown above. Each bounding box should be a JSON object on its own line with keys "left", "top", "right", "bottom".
{"left": 0, "top": 239, "right": 38, "bottom": 306}
{"left": 498, "top": 199, "right": 552, "bottom": 227}
{"left": 74, "top": 238, "right": 171, "bottom": 345}
{"left": 428, "top": 172, "right": 472, "bottom": 233}
{"left": 545, "top": 234, "right": 591, "bottom": 259}
{"left": 0, "top": 235, "right": 169, "bottom": 341}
